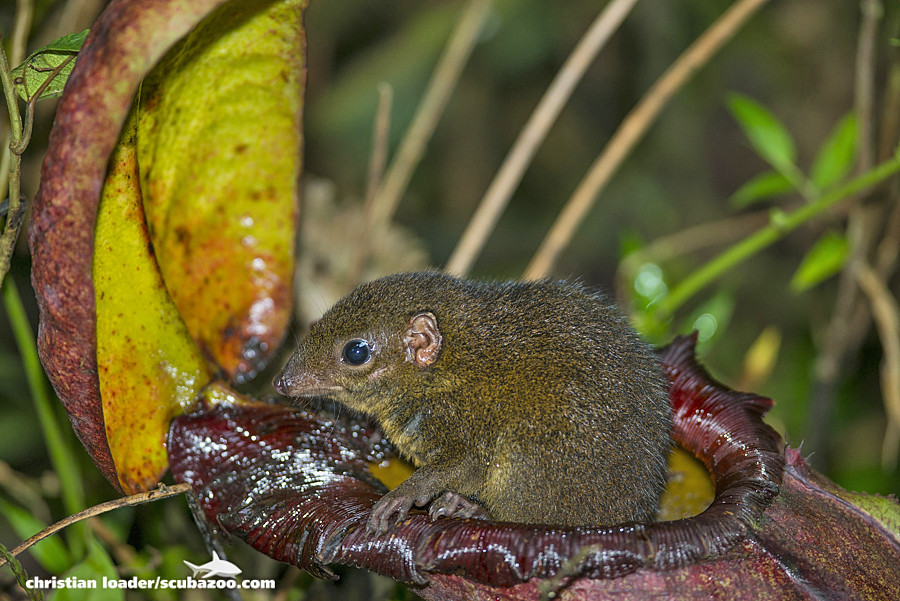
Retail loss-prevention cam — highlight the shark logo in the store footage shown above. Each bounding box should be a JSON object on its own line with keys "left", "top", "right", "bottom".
{"left": 183, "top": 551, "right": 242, "bottom": 579}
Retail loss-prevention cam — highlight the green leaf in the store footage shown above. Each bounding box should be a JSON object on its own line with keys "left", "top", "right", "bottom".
{"left": 618, "top": 230, "right": 644, "bottom": 259}
{"left": 11, "top": 29, "right": 88, "bottom": 101}
{"left": 790, "top": 230, "right": 849, "bottom": 293}
{"left": 54, "top": 538, "right": 123, "bottom": 601}
{"left": 0, "top": 499, "right": 71, "bottom": 573}
{"left": 729, "top": 170, "right": 794, "bottom": 207}
{"left": 728, "top": 93, "right": 797, "bottom": 173}
{"left": 810, "top": 113, "right": 857, "bottom": 191}
{"left": 682, "top": 289, "right": 736, "bottom": 344}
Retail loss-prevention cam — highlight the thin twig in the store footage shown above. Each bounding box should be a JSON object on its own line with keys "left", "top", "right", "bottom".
{"left": 11, "top": 0, "right": 34, "bottom": 68}
{"left": 368, "top": 0, "right": 493, "bottom": 235}
{"left": 855, "top": 0, "right": 881, "bottom": 173}
{"left": 874, "top": 25, "right": 900, "bottom": 276}
{"left": 0, "top": 483, "right": 192, "bottom": 569}
{"left": 0, "top": 0, "right": 34, "bottom": 195}
{"left": 616, "top": 209, "right": 770, "bottom": 296}
{"left": 875, "top": 191, "right": 900, "bottom": 274}
{"left": 524, "top": 0, "right": 770, "bottom": 280}
{"left": 348, "top": 83, "right": 394, "bottom": 286}
{"left": 365, "top": 83, "right": 394, "bottom": 214}
{"left": 0, "top": 41, "right": 25, "bottom": 285}
{"left": 855, "top": 263, "right": 900, "bottom": 470}
{"left": 1, "top": 16, "right": 76, "bottom": 282}
{"left": 0, "top": 0, "right": 36, "bottom": 285}
{"left": 655, "top": 154, "right": 900, "bottom": 320}
{"left": 0, "top": 193, "right": 26, "bottom": 274}
{"left": 52, "top": 0, "right": 104, "bottom": 41}
{"left": 807, "top": 0, "right": 884, "bottom": 465}
{"left": 0, "top": 461, "right": 52, "bottom": 525}
{"left": 445, "top": 0, "right": 639, "bottom": 276}
{"left": 877, "top": 48, "right": 900, "bottom": 163}
{"left": 537, "top": 543, "right": 604, "bottom": 600}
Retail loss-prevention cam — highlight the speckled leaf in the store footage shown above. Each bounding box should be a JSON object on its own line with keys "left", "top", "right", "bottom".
{"left": 137, "top": 0, "right": 305, "bottom": 384}
{"left": 30, "top": 0, "right": 233, "bottom": 492}
{"left": 94, "top": 110, "right": 210, "bottom": 494}
{"left": 10, "top": 29, "right": 88, "bottom": 101}
{"left": 169, "top": 336, "right": 899, "bottom": 599}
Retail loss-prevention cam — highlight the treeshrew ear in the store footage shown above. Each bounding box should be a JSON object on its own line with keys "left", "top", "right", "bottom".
{"left": 403, "top": 312, "right": 442, "bottom": 367}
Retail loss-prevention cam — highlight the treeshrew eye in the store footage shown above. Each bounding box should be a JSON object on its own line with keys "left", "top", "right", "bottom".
{"left": 342, "top": 339, "right": 372, "bottom": 366}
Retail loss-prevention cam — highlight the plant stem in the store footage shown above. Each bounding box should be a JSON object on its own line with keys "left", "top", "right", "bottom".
{"left": 616, "top": 209, "right": 770, "bottom": 293}
{"left": 0, "top": 0, "right": 33, "bottom": 201}
{"left": 0, "top": 483, "right": 190, "bottom": 569}
{"left": 2, "top": 278, "right": 88, "bottom": 557}
{"left": 0, "top": 39, "right": 25, "bottom": 286}
{"left": 369, "top": 0, "right": 492, "bottom": 234}
{"left": 654, "top": 154, "right": 900, "bottom": 321}
{"left": 13, "top": 54, "right": 76, "bottom": 156}
{"left": 524, "top": 0, "right": 771, "bottom": 280}
{"left": 445, "top": 0, "right": 639, "bottom": 277}
{"left": 855, "top": 263, "right": 900, "bottom": 470}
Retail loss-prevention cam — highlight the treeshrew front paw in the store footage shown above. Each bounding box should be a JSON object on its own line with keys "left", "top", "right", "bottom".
{"left": 366, "top": 487, "right": 432, "bottom": 535}
{"left": 428, "top": 491, "right": 490, "bottom": 521}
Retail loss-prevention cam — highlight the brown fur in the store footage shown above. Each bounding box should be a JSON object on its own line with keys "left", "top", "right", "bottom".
{"left": 275, "top": 272, "right": 672, "bottom": 530}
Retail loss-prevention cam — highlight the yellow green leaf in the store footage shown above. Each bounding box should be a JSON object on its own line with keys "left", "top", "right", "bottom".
{"left": 137, "top": 0, "right": 305, "bottom": 383}
{"left": 729, "top": 170, "right": 794, "bottom": 207}
{"left": 810, "top": 113, "right": 857, "bottom": 192}
{"left": 738, "top": 326, "right": 782, "bottom": 391}
{"left": 790, "top": 230, "right": 849, "bottom": 293}
{"left": 728, "top": 93, "right": 797, "bottom": 173}
{"left": 94, "top": 110, "right": 210, "bottom": 494}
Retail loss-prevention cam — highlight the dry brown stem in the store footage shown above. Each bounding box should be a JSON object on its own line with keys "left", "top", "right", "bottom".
{"left": 808, "top": 0, "right": 885, "bottom": 464}
{"left": 368, "top": 0, "right": 493, "bottom": 235}
{"left": 855, "top": 263, "right": 900, "bottom": 469}
{"left": 0, "top": 483, "right": 191, "bottom": 569}
{"left": 348, "top": 82, "right": 394, "bottom": 286}
{"left": 523, "top": 0, "right": 771, "bottom": 280}
{"left": 365, "top": 83, "right": 394, "bottom": 215}
{"left": 616, "top": 209, "right": 770, "bottom": 297}
{"left": 445, "top": 0, "right": 639, "bottom": 276}
{"left": 0, "top": 0, "right": 34, "bottom": 196}
{"left": 0, "top": 0, "right": 35, "bottom": 281}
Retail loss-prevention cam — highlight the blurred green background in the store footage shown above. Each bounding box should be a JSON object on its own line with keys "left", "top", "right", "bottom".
{"left": 1, "top": 0, "right": 897, "bottom": 599}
